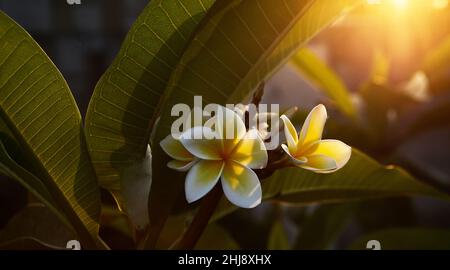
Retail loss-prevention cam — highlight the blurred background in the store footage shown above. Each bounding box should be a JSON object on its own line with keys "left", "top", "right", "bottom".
{"left": 1, "top": 0, "right": 450, "bottom": 249}
{"left": 0, "top": 0, "right": 148, "bottom": 116}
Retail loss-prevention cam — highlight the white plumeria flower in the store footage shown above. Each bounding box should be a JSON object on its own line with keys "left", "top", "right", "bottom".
{"left": 161, "top": 106, "right": 268, "bottom": 208}
{"left": 280, "top": 104, "right": 352, "bottom": 173}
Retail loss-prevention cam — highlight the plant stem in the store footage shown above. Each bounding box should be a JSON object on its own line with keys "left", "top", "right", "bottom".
{"left": 174, "top": 185, "right": 222, "bottom": 250}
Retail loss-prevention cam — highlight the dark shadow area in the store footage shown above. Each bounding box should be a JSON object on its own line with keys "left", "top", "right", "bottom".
{"left": 0, "top": 0, "right": 148, "bottom": 117}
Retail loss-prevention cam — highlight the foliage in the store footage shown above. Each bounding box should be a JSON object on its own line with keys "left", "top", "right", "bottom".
{"left": 1, "top": 0, "right": 450, "bottom": 250}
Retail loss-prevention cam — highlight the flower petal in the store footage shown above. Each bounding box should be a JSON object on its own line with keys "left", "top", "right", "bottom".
{"left": 230, "top": 129, "right": 268, "bottom": 169}
{"left": 300, "top": 155, "right": 337, "bottom": 172}
{"left": 180, "top": 126, "right": 223, "bottom": 160}
{"left": 167, "top": 159, "right": 197, "bottom": 172}
{"left": 281, "top": 144, "right": 307, "bottom": 165}
{"left": 280, "top": 115, "right": 298, "bottom": 154}
{"left": 298, "top": 104, "right": 327, "bottom": 148}
{"left": 221, "top": 161, "right": 262, "bottom": 208}
{"left": 185, "top": 160, "right": 224, "bottom": 203}
{"left": 304, "top": 139, "right": 352, "bottom": 171}
{"left": 160, "top": 135, "right": 194, "bottom": 161}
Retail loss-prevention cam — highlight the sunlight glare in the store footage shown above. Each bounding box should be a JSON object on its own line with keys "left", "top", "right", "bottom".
{"left": 366, "top": 0, "right": 409, "bottom": 8}
{"left": 432, "top": 0, "right": 449, "bottom": 9}
{"left": 392, "top": 0, "right": 408, "bottom": 8}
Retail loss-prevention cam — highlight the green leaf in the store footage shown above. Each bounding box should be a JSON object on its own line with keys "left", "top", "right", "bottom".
{"left": 212, "top": 149, "right": 448, "bottom": 221}
{"left": 290, "top": 47, "right": 356, "bottom": 118}
{"left": 348, "top": 228, "right": 450, "bottom": 250}
{"left": 0, "top": 140, "right": 73, "bottom": 232}
{"left": 84, "top": 0, "right": 217, "bottom": 218}
{"left": 195, "top": 223, "right": 239, "bottom": 250}
{"left": 150, "top": 0, "right": 362, "bottom": 246}
{"left": 155, "top": 213, "right": 191, "bottom": 249}
{"left": 267, "top": 219, "right": 290, "bottom": 250}
{"left": 99, "top": 206, "right": 136, "bottom": 249}
{"left": 0, "top": 119, "right": 34, "bottom": 171}
{"left": 0, "top": 204, "right": 76, "bottom": 249}
{"left": 0, "top": 237, "right": 67, "bottom": 250}
{"left": 294, "top": 203, "right": 354, "bottom": 250}
{"left": 0, "top": 11, "right": 101, "bottom": 247}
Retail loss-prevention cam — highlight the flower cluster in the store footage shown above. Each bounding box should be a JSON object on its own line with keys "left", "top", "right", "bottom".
{"left": 160, "top": 104, "right": 351, "bottom": 208}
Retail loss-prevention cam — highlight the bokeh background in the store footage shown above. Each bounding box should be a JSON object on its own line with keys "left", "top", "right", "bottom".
{"left": 1, "top": 0, "right": 450, "bottom": 249}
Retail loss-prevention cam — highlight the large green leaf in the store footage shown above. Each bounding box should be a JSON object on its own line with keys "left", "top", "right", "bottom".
{"left": 84, "top": 0, "right": 217, "bottom": 219}
{"left": 149, "top": 0, "right": 363, "bottom": 246}
{"left": 195, "top": 223, "right": 239, "bottom": 250}
{"left": 212, "top": 149, "right": 447, "bottom": 221}
{"left": 0, "top": 140, "right": 73, "bottom": 232}
{"left": 348, "top": 228, "right": 450, "bottom": 250}
{"left": 294, "top": 203, "right": 354, "bottom": 249}
{"left": 0, "top": 11, "right": 101, "bottom": 248}
{"left": 0, "top": 204, "right": 76, "bottom": 249}
{"left": 267, "top": 219, "right": 290, "bottom": 250}
{"left": 290, "top": 47, "right": 356, "bottom": 118}
{"left": 0, "top": 237, "right": 67, "bottom": 250}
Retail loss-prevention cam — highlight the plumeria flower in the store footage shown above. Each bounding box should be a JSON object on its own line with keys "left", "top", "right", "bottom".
{"left": 161, "top": 106, "right": 267, "bottom": 208}
{"left": 280, "top": 104, "right": 351, "bottom": 173}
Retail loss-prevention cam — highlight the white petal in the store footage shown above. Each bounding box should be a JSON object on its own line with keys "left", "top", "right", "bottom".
{"left": 280, "top": 115, "right": 298, "bottom": 154}
{"left": 185, "top": 160, "right": 224, "bottom": 203}
{"left": 221, "top": 161, "right": 262, "bottom": 208}
{"left": 298, "top": 104, "right": 327, "bottom": 147}
{"left": 281, "top": 144, "right": 307, "bottom": 165}
{"left": 300, "top": 155, "right": 338, "bottom": 173}
{"left": 230, "top": 129, "right": 268, "bottom": 169}
{"left": 167, "top": 159, "right": 197, "bottom": 172}
{"left": 160, "top": 135, "right": 194, "bottom": 161}
{"left": 180, "top": 126, "right": 223, "bottom": 160}
{"left": 303, "top": 139, "right": 352, "bottom": 171}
